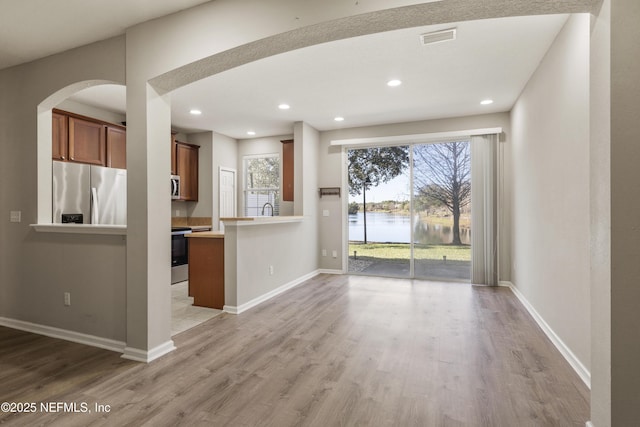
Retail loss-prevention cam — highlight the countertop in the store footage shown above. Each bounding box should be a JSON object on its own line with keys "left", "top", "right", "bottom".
{"left": 186, "top": 231, "right": 224, "bottom": 239}
{"left": 220, "top": 216, "right": 304, "bottom": 225}
{"left": 190, "top": 225, "right": 213, "bottom": 232}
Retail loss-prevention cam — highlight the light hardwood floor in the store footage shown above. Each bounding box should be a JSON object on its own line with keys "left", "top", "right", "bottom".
{"left": 0, "top": 274, "right": 589, "bottom": 426}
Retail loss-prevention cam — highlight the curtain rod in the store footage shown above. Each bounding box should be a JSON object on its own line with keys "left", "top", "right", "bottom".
{"left": 330, "top": 127, "right": 503, "bottom": 147}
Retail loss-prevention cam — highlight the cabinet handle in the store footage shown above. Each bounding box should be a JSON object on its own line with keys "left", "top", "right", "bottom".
{"left": 60, "top": 156, "right": 66, "bottom": 160}
{"left": 70, "top": 157, "right": 75, "bottom": 161}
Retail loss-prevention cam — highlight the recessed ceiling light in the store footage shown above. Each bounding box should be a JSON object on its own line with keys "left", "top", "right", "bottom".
{"left": 189, "top": 109, "right": 202, "bottom": 115}
{"left": 247, "top": 131, "right": 256, "bottom": 136}
{"left": 278, "top": 104, "right": 290, "bottom": 110}
{"left": 334, "top": 116, "right": 345, "bottom": 122}
{"left": 387, "top": 79, "right": 402, "bottom": 87}
{"left": 480, "top": 99, "right": 494, "bottom": 105}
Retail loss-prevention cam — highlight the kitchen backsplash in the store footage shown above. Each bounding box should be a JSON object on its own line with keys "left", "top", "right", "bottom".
{"left": 171, "top": 216, "right": 212, "bottom": 227}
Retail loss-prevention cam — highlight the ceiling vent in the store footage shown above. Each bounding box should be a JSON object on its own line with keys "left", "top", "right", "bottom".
{"left": 420, "top": 28, "right": 457, "bottom": 46}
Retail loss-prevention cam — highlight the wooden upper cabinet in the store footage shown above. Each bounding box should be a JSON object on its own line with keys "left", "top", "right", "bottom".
{"left": 282, "top": 139, "right": 294, "bottom": 201}
{"left": 176, "top": 141, "right": 199, "bottom": 201}
{"left": 106, "top": 125, "right": 126, "bottom": 169}
{"left": 52, "top": 112, "right": 68, "bottom": 161}
{"left": 170, "top": 133, "right": 177, "bottom": 175}
{"left": 68, "top": 116, "right": 106, "bottom": 166}
{"left": 52, "top": 109, "right": 126, "bottom": 169}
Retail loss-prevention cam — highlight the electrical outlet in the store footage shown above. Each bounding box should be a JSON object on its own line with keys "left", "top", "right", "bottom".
{"left": 269, "top": 265, "right": 274, "bottom": 275}
{"left": 322, "top": 249, "right": 327, "bottom": 257}
{"left": 64, "top": 292, "right": 71, "bottom": 306}
{"left": 10, "top": 211, "right": 21, "bottom": 223}
{"left": 322, "top": 210, "right": 329, "bottom": 217}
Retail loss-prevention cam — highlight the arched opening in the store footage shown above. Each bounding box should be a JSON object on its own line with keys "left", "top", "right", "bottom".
{"left": 37, "top": 80, "right": 126, "bottom": 224}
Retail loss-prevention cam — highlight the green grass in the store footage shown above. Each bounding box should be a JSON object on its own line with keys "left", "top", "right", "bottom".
{"left": 349, "top": 242, "right": 470, "bottom": 262}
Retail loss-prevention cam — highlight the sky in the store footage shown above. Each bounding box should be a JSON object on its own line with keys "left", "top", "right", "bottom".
{"left": 349, "top": 173, "right": 411, "bottom": 204}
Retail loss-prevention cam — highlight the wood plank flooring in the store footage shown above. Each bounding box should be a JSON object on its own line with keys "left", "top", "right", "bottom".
{"left": 0, "top": 274, "right": 589, "bottom": 426}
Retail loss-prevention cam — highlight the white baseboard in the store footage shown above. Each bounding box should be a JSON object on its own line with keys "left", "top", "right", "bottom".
{"left": 500, "top": 281, "right": 591, "bottom": 388}
{"left": 224, "top": 269, "right": 321, "bottom": 315}
{"left": 318, "top": 269, "right": 343, "bottom": 275}
{"left": 122, "top": 340, "right": 176, "bottom": 363}
{"left": 0, "top": 316, "right": 125, "bottom": 354}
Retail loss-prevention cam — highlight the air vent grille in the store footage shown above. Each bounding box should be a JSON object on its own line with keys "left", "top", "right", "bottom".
{"left": 420, "top": 28, "right": 457, "bottom": 46}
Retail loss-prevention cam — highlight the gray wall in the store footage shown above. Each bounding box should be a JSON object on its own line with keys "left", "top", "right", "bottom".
{"left": 609, "top": 0, "right": 640, "bottom": 424}
{"left": 185, "top": 131, "right": 214, "bottom": 219}
{"left": 510, "top": 14, "right": 591, "bottom": 376}
{"left": 0, "top": 36, "right": 127, "bottom": 340}
{"left": 212, "top": 132, "right": 239, "bottom": 230}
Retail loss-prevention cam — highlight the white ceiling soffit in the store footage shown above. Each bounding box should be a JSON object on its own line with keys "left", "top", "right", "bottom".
{"left": 67, "top": 14, "right": 570, "bottom": 139}
{"left": 168, "top": 14, "right": 569, "bottom": 138}
{"left": 0, "top": 0, "right": 212, "bottom": 70}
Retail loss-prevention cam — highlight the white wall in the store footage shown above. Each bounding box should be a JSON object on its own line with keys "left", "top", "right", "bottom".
{"left": 510, "top": 14, "right": 591, "bottom": 373}
{"left": 590, "top": 2, "right": 611, "bottom": 424}
{"left": 56, "top": 98, "right": 126, "bottom": 125}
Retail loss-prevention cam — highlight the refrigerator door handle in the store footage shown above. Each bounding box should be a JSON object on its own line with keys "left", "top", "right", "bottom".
{"left": 91, "top": 187, "right": 99, "bottom": 224}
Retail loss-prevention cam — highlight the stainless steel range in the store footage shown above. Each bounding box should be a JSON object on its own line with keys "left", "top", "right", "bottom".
{"left": 171, "top": 227, "right": 192, "bottom": 284}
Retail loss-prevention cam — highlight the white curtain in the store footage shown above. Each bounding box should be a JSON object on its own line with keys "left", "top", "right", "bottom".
{"left": 471, "top": 134, "right": 498, "bottom": 285}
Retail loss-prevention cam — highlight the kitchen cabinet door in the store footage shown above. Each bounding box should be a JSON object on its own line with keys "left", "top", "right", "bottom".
{"left": 282, "top": 139, "right": 294, "bottom": 201}
{"left": 176, "top": 141, "right": 199, "bottom": 201}
{"left": 171, "top": 133, "right": 177, "bottom": 175}
{"left": 106, "top": 125, "right": 126, "bottom": 169}
{"left": 188, "top": 236, "right": 225, "bottom": 309}
{"left": 52, "top": 111, "right": 68, "bottom": 161}
{"left": 68, "top": 116, "right": 106, "bottom": 166}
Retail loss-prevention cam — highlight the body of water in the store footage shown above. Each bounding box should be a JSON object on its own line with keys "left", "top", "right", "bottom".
{"left": 348, "top": 212, "right": 470, "bottom": 244}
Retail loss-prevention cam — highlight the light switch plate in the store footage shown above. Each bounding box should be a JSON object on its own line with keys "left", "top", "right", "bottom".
{"left": 10, "top": 211, "right": 21, "bottom": 223}
{"left": 322, "top": 210, "right": 330, "bottom": 217}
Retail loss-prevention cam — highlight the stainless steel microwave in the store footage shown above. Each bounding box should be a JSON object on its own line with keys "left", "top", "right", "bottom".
{"left": 171, "top": 175, "right": 181, "bottom": 199}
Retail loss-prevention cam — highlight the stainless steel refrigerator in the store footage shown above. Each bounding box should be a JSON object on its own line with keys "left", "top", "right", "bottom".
{"left": 52, "top": 161, "right": 127, "bottom": 225}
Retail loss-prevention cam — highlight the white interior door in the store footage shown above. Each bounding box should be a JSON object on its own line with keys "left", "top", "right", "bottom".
{"left": 219, "top": 167, "right": 236, "bottom": 230}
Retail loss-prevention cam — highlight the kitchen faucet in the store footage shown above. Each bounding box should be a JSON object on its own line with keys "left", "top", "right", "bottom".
{"left": 261, "top": 202, "right": 274, "bottom": 216}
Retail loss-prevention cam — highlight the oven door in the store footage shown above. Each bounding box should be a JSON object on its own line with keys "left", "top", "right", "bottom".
{"left": 171, "top": 229, "right": 191, "bottom": 283}
{"left": 171, "top": 230, "right": 190, "bottom": 266}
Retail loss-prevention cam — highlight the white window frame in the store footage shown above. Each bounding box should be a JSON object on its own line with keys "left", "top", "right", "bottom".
{"left": 242, "top": 153, "right": 281, "bottom": 217}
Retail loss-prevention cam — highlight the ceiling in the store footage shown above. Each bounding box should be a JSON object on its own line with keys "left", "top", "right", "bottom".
{"left": 0, "top": 0, "right": 211, "bottom": 70}
{"left": 2, "top": 1, "right": 569, "bottom": 140}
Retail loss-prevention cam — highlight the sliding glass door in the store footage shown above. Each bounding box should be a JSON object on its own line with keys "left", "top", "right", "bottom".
{"left": 347, "top": 141, "right": 471, "bottom": 281}
{"left": 347, "top": 146, "right": 411, "bottom": 277}
{"left": 412, "top": 141, "right": 471, "bottom": 281}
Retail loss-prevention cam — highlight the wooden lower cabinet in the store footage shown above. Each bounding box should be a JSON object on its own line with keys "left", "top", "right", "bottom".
{"left": 188, "top": 235, "right": 224, "bottom": 309}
